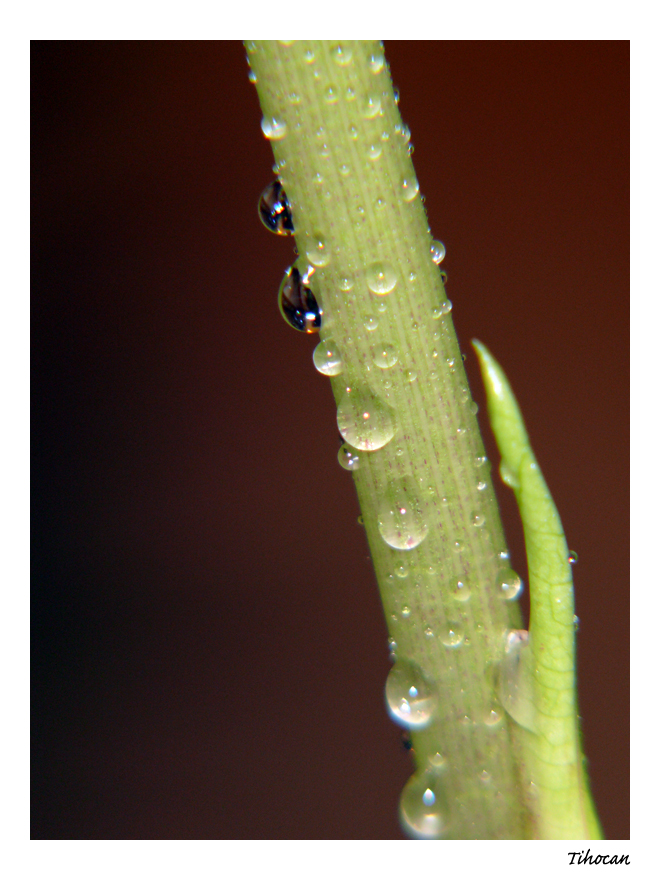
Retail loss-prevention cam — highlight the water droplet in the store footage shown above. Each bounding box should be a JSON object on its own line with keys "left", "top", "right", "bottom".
{"left": 374, "top": 343, "right": 398, "bottom": 369}
{"left": 442, "top": 621, "right": 464, "bottom": 648}
{"left": 324, "top": 84, "right": 339, "bottom": 104}
{"left": 313, "top": 339, "right": 342, "bottom": 376}
{"left": 573, "top": 614, "right": 580, "bottom": 632}
{"left": 261, "top": 116, "right": 287, "bottom": 140}
{"left": 369, "top": 52, "right": 385, "bottom": 74}
{"left": 339, "top": 275, "right": 353, "bottom": 292}
{"left": 452, "top": 579, "right": 472, "bottom": 602}
{"left": 424, "top": 626, "right": 434, "bottom": 640}
{"left": 568, "top": 550, "right": 579, "bottom": 565}
{"left": 357, "top": 515, "right": 364, "bottom": 525}
{"left": 278, "top": 266, "right": 322, "bottom": 333}
{"left": 477, "top": 481, "right": 488, "bottom": 492}
{"left": 404, "top": 369, "right": 417, "bottom": 383}
{"left": 479, "top": 770, "right": 492, "bottom": 785}
{"left": 337, "top": 388, "right": 396, "bottom": 451}
{"left": 364, "top": 315, "right": 379, "bottom": 332}
{"left": 378, "top": 477, "right": 429, "bottom": 550}
{"left": 401, "top": 174, "right": 419, "bottom": 202}
{"left": 498, "top": 549, "right": 510, "bottom": 561}
{"left": 362, "top": 95, "right": 381, "bottom": 118}
{"left": 306, "top": 233, "right": 330, "bottom": 267}
{"left": 345, "top": 86, "right": 356, "bottom": 101}
{"left": 247, "top": 69, "right": 257, "bottom": 84}
{"left": 483, "top": 706, "right": 503, "bottom": 727}
{"left": 499, "top": 461, "right": 520, "bottom": 489}
{"left": 401, "top": 605, "right": 411, "bottom": 618}
{"left": 452, "top": 541, "right": 463, "bottom": 554}
{"left": 367, "top": 142, "right": 382, "bottom": 161}
{"left": 337, "top": 444, "right": 360, "bottom": 471}
{"left": 303, "top": 49, "right": 315, "bottom": 63}
{"left": 395, "top": 123, "right": 412, "bottom": 144}
{"left": 385, "top": 658, "right": 437, "bottom": 729}
{"left": 476, "top": 455, "right": 488, "bottom": 468}
{"left": 395, "top": 564, "right": 408, "bottom": 579}
{"left": 366, "top": 261, "right": 397, "bottom": 295}
{"left": 439, "top": 269, "right": 448, "bottom": 285}
{"left": 331, "top": 43, "right": 352, "bottom": 66}
{"left": 498, "top": 629, "right": 537, "bottom": 733}
{"left": 393, "top": 87, "right": 401, "bottom": 103}
{"left": 430, "top": 240, "right": 446, "bottom": 264}
{"left": 339, "top": 163, "right": 351, "bottom": 176}
{"left": 399, "top": 769, "right": 450, "bottom": 839}
{"left": 258, "top": 180, "right": 294, "bottom": 235}
{"left": 472, "top": 512, "right": 486, "bottom": 528}
{"left": 497, "top": 567, "right": 523, "bottom": 601}
{"left": 429, "top": 752, "right": 446, "bottom": 769}
{"left": 348, "top": 124, "right": 358, "bottom": 140}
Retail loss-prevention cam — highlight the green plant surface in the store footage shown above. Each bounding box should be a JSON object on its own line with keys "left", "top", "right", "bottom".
{"left": 246, "top": 39, "right": 602, "bottom": 840}
{"left": 473, "top": 340, "right": 602, "bottom": 839}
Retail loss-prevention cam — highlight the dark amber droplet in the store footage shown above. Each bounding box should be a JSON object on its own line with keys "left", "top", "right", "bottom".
{"left": 278, "top": 266, "right": 322, "bottom": 333}
{"left": 258, "top": 180, "right": 294, "bottom": 235}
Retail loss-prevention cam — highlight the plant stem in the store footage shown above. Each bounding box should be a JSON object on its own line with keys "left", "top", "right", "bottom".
{"left": 245, "top": 39, "right": 561, "bottom": 839}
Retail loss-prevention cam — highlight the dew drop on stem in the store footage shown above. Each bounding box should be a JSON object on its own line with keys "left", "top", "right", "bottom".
{"left": 278, "top": 266, "right": 321, "bottom": 333}
{"left": 385, "top": 658, "right": 437, "bottom": 729}
{"left": 399, "top": 769, "right": 450, "bottom": 839}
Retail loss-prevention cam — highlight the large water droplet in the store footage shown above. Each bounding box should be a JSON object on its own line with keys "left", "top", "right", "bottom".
{"left": 497, "top": 567, "right": 523, "bottom": 601}
{"left": 278, "top": 266, "right": 321, "bottom": 333}
{"left": 362, "top": 95, "right": 381, "bottom": 118}
{"left": 373, "top": 343, "right": 398, "bottom": 369}
{"left": 324, "top": 84, "right": 339, "bottom": 104}
{"left": 399, "top": 769, "right": 450, "bottom": 839}
{"left": 401, "top": 174, "right": 419, "bottom": 202}
{"left": 331, "top": 43, "right": 353, "bottom": 66}
{"left": 378, "top": 477, "right": 429, "bottom": 550}
{"left": 498, "top": 629, "right": 537, "bottom": 733}
{"left": 337, "top": 388, "right": 396, "bottom": 451}
{"left": 313, "top": 339, "right": 342, "bottom": 376}
{"left": 441, "top": 621, "right": 464, "bottom": 648}
{"left": 430, "top": 240, "right": 446, "bottom": 264}
{"left": 258, "top": 180, "right": 294, "bottom": 235}
{"left": 367, "top": 142, "right": 383, "bottom": 161}
{"left": 369, "top": 51, "right": 385, "bottom": 74}
{"left": 499, "top": 461, "right": 520, "bottom": 489}
{"left": 337, "top": 444, "right": 360, "bottom": 471}
{"left": 261, "top": 116, "right": 287, "bottom": 140}
{"left": 366, "top": 261, "right": 397, "bottom": 295}
{"left": 385, "top": 658, "right": 437, "bottom": 729}
{"left": 306, "top": 233, "right": 330, "bottom": 267}
{"left": 452, "top": 579, "right": 472, "bottom": 602}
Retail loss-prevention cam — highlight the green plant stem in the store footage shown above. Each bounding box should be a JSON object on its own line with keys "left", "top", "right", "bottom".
{"left": 245, "top": 40, "right": 598, "bottom": 840}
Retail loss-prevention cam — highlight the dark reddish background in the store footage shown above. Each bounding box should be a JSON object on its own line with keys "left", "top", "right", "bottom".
{"left": 31, "top": 41, "right": 629, "bottom": 839}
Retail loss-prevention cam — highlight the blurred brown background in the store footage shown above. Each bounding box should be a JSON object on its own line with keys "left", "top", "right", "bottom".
{"left": 31, "top": 41, "right": 629, "bottom": 839}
